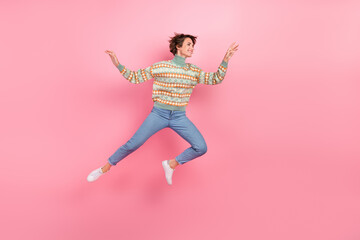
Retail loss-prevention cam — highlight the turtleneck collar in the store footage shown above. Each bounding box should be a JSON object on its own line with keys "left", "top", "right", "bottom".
{"left": 171, "top": 54, "right": 187, "bottom": 67}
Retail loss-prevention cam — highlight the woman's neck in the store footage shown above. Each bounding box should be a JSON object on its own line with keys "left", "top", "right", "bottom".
{"left": 171, "top": 53, "right": 187, "bottom": 67}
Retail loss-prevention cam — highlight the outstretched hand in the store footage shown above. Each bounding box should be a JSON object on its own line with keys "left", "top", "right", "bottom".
{"left": 105, "top": 50, "right": 120, "bottom": 67}
{"left": 223, "top": 42, "right": 239, "bottom": 63}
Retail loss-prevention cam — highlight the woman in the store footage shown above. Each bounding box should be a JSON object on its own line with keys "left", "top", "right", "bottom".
{"left": 87, "top": 33, "right": 238, "bottom": 185}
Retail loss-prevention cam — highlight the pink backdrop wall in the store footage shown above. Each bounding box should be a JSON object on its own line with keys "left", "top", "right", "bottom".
{"left": 1, "top": 0, "right": 359, "bottom": 239}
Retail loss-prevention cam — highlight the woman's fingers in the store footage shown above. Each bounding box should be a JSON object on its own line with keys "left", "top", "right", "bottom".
{"left": 105, "top": 50, "right": 115, "bottom": 55}
{"left": 105, "top": 51, "right": 117, "bottom": 59}
{"left": 224, "top": 42, "right": 239, "bottom": 60}
{"left": 230, "top": 42, "right": 238, "bottom": 49}
{"left": 228, "top": 44, "right": 239, "bottom": 55}
{"left": 231, "top": 44, "right": 239, "bottom": 51}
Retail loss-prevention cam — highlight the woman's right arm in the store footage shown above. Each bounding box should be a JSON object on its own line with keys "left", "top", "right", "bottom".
{"left": 105, "top": 50, "right": 154, "bottom": 84}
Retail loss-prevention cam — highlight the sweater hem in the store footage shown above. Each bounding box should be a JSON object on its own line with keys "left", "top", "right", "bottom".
{"left": 153, "top": 101, "right": 186, "bottom": 111}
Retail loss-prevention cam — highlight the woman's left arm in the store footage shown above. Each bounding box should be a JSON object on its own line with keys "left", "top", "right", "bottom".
{"left": 196, "top": 42, "right": 239, "bottom": 85}
{"left": 196, "top": 60, "right": 228, "bottom": 85}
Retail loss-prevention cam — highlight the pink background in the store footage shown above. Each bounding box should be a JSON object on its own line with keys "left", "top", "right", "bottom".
{"left": 1, "top": 0, "right": 360, "bottom": 239}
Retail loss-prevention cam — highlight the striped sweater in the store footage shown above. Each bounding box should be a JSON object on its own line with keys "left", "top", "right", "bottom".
{"left": 116, "top": 53, "right": 229, "bottom": 111}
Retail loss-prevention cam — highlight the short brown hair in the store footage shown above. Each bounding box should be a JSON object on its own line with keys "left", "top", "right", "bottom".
{"left": 168, "top": 32, "right": 197, "bottom": 56}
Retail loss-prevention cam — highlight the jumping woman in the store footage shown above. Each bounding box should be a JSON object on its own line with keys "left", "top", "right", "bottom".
{"left": 87, "top": 33, "right": 238, "bottom": 185}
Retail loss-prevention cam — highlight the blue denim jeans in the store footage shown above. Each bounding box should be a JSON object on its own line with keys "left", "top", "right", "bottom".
{"left": 108, "top": 106, "right": 207, "bottom": 166}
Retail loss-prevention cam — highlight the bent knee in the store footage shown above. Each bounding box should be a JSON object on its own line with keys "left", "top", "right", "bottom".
{"left": 196, "top": 144, "right": 207, "bottom": 155}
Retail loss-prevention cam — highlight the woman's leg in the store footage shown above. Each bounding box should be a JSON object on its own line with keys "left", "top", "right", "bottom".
{"left": 169, "top": 113, "right": 207, "bottom": 168}
{"left": 101, "top": 162, "right": 112, "bottom": 173}
{"left": 107, "top": 109, "right": 168, "bottom": 167}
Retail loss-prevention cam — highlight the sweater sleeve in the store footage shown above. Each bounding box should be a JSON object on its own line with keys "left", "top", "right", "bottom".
{"left": 116, "top": 63, "right": 154, "bottom": 84}
{"left": 196, "top": 60, "right": 228, "bottom": 85}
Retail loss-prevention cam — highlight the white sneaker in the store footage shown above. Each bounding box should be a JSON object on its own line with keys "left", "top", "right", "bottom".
{"left": 162, "top": 160, "right": 174, "bottom": 185}
{"left": 87, "top": 167, "right": 104, "bottom": 182}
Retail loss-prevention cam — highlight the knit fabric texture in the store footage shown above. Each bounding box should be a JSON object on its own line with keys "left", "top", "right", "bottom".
{"left": 116, "top": 54, "right": 229, "bottom": 111}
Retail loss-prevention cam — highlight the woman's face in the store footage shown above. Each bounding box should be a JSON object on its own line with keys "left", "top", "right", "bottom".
{"left": 177, "top": 37, "right": 194, "bottom": 58}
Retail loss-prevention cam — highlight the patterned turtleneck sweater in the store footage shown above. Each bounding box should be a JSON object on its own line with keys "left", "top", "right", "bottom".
{"left": 116, "top": 54, "right": 229, "bottom": 111}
